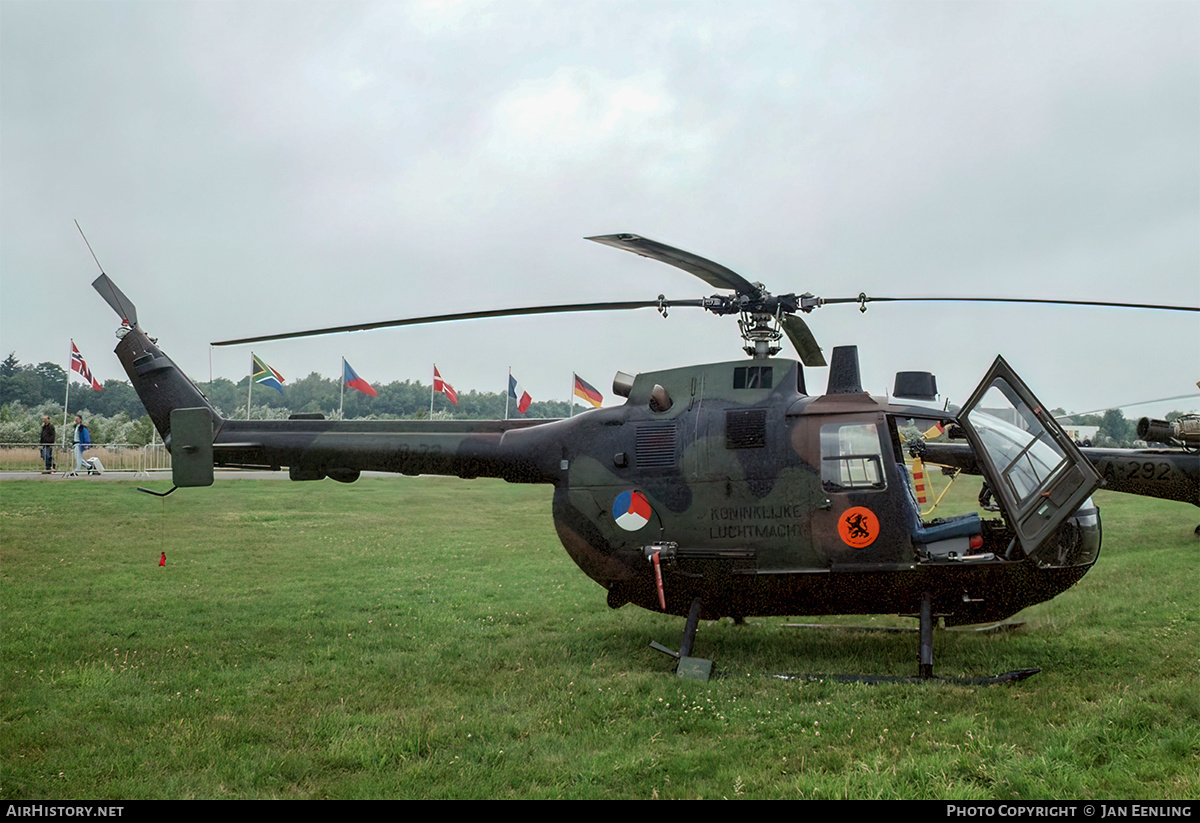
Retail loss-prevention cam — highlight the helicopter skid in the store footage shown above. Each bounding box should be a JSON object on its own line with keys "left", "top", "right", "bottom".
{"left": 784, "top": 595, "right": 1041, "bottom": 685}
{"left": 781, "top": 620, "right": 1027, "bottom": 634}
{"left": 779, "top": 668, "right": 1041, "bottom": 686}
{"left": 655, "top": 593, "right": 1042, "bottom": 684}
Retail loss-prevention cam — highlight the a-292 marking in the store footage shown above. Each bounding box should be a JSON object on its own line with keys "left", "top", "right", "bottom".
{"left": 1100, "top": 460, "right": 1173, "bottom": 482}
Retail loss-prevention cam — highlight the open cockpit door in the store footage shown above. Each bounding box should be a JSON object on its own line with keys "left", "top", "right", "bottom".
{"left": 957, "top": 356, "right": 1102, "bottom": 565}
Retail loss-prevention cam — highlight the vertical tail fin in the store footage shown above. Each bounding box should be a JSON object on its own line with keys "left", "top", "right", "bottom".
{"left": 114, "top": 326, "right": 223, "bottom": 441}
{"left": 91, "top": 274, "right": 223, "bottom": 441}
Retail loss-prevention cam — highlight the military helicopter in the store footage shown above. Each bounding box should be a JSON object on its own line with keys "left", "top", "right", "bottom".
{"left": 1076, "top": 414, "right": 1199, "bottom": 521}
{"left": 91, "top": 234, "right": 1199, "bottom": 683}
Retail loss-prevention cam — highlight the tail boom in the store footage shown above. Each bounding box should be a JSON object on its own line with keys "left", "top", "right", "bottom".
{"left": 115, "top": 327, "right": 561, "bottom": 484}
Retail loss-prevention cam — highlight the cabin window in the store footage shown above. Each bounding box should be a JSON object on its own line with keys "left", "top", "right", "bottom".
{"left": 733, "top": 366, "right": 772, "bottom": 390}
{"left": 820, "top": 422, "right": 886, "bottom": 491}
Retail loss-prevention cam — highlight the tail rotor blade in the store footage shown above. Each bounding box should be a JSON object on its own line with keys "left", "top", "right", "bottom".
{"left": 91, "top": 274, "right": 138, "bottom": 327}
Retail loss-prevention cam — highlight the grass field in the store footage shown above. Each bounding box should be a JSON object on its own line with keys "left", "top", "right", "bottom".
{"left": 2, "top": 474, "right": 1196, "bottom": 799}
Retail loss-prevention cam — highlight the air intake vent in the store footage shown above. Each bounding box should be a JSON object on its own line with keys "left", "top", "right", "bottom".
{"left": 636, "top": 424, "right": 677, "bottom": 468}
{"left": 726, "top": 409, "right": 767, "bottom": 449}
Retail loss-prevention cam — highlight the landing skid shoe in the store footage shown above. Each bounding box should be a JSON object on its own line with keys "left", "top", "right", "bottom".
{"left": 650, "top": 598, "right": 713, "bottom": 681}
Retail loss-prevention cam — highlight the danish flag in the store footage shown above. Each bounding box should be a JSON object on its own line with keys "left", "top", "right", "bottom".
{"left": 433, "top": 365, "right": 458, "bottom": 405}
{"left": 70, "top": 341, "right": 102, "bottom": 391}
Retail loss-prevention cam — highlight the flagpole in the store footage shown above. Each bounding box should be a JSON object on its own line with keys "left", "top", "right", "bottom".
{"left": 63, "top": 342, "right": 71, "bottom": 448}
{"left": 430, "top": 365, "right": 435, "bottom": 417}
{"left": 570, "top": 372, "right": 575, "bottom": 418}
{"left": 339, "top": 357, "right": 345, "bottom": 420}
{"left": 247, "top": 352, "right": 253, "bottom": 420}
{"left": 505, "top": 367, "right": 511, "bottom": 420}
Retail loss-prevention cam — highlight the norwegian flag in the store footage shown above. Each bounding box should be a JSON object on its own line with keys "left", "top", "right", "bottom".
{"left": 433, "top": 365, "right": 458, "bottom": 405}
{"left": 70, "top": 340, "right": 102, "bottom": 391}
{"left": 508, "top": 373, "right": 532, "bottom": 414}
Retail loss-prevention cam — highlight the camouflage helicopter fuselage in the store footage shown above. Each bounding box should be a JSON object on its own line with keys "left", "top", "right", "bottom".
{"left": 116, "top": 323, "right": 1101, "bottom": 628}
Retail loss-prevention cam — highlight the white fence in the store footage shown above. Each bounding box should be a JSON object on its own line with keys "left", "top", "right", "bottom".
{"left": 0, "top": 443, "right": 172, "bottom": 474}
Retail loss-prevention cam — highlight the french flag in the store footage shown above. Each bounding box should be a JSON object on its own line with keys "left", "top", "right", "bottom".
{"left": 508, "top": 373, "right": 532, "bottom": 414}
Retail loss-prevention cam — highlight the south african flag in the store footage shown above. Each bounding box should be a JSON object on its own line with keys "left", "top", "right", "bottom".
{"left": 252, "top": 353, "right": 285, "bottom": 394}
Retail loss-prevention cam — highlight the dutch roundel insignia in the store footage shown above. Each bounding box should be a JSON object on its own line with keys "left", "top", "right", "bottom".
{"left": 613, "top": 490, "right": 652, "bottom": 531}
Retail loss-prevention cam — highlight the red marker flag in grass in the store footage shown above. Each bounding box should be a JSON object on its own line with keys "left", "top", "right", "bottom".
{"left": 159, "top": 552, "right": 166, "bottom": 567}
{"left": 342, "top": 359, "right": 377, "bottom": 397}
{"left": 508, "top": 373, "right": 532, "bottom": 414}
{"left": 70, "top": 340, "right": 103, "bottom": 391}
{"left": 574, "top": 373, "right": 602, "bottom": 408}
{"left": 433, "top": 365, "right": 458, "bottom": 405}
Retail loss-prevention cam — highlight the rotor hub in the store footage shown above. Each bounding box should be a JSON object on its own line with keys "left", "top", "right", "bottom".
{"left": 738, "top": 312, "right": 784, "bottom": 358}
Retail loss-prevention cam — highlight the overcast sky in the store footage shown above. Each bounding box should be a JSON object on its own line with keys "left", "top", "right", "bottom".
{"left": 2, "top": 0, "right": 1197, "bottom": 419}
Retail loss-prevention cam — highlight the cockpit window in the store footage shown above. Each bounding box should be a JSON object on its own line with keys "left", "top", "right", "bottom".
{"left": 821, "top": 422, "right": 886, "bottom": 491}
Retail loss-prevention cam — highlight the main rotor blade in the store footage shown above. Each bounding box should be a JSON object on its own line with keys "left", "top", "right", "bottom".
{"left": 211, "top": 299, "right": 705, "bottom": 347}
{"left": 821, "top": 295, "right": 1200, "bottom": 312}
{"left": 780, "top": 314, "right": 826, "bottom": 367}
{"left": 587, "top": 233, "right": 763, "bottom": 298}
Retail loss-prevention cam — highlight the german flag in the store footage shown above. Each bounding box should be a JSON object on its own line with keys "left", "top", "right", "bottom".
{"left": 573, "top": 373, "right": 602, "bottom": 408}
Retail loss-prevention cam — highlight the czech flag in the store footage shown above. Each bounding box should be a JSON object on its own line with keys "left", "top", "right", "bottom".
{"left": 433, "top": 365, "right": 458, "bottom": 405}
{"left": 574, "top": 373, "right": 602, "bottom": 408}
{"left": 70, "top": 340, "right": 102, "bottom": 391}
{"left": 343, "top": 359, "right": 377, "bottom": 397}
{"left": 508, "top": 373, "right": 532, "bottom": 414}
{"left": 252, "top": 353, "right": 285, "bottom": 394}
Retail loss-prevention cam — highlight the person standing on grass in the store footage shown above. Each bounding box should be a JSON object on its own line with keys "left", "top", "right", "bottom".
{"left": 72, "top": 415, "right": 91, "bottom": 475}
{"left": 39, "top": 416, "right": 56, "bottom": 473}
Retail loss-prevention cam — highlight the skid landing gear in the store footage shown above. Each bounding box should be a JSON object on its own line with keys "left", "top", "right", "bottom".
{"left": 650, "top": 598, "right": 713, "bottom": 681}
{"left": 913, "top": 592, "right": 1039, "bottom": 684}
{"left": 648, "top": 595, "right": 1040, "bottom": 685}
{"left": 784, "top": 593, "right": 1040, "bottom": 686}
